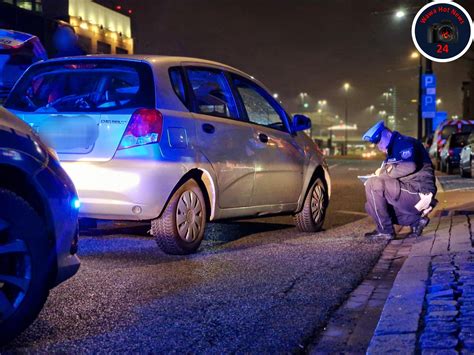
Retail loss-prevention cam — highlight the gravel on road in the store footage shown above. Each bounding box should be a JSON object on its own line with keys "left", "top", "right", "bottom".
{"left": 3, "top": 218, "right": 386, "bottom": 353}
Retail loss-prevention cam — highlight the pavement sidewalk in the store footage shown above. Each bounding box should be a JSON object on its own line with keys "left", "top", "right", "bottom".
{"left": 367, "top": 209, "right": 474, "bottom": 354}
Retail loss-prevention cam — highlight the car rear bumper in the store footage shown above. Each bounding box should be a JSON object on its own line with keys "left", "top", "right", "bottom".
{"left": 61, "top": 159, "right": 185, "bottom": 220}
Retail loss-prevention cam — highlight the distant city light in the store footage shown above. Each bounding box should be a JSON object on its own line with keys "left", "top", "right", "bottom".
{"left": 343, "top": 83, "right": 350, "bottom": 92}
{"left": 437, "top": 98, "right": 442, "bottom": 105}
{"left": 303, "top": 103, "right": 309, "bottom": 108}
{"left": 411, "top": 51, "right": 420, "bottom": 59}
{"left": 116, "top": 5, "right": 122, "bottom": 10}
{"left": 273, "top": 93, "right": 279, "bottom": 99}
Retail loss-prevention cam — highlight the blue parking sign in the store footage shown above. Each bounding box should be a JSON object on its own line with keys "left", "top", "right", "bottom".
{"left": 422, "top": 94, "right": 436, "bottom": 119}
{"left": 421, "top": 74, "right": 437, "bottom": 119}
{"left": 422, "top": 74, "right": 436, "bottom": 89}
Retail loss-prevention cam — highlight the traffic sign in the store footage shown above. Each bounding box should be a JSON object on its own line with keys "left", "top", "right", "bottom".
{"left": 421, "top": 74, "right": 437, "bottom": 119}
{"left": 422, "top": 74, "right": 436, "bottom": 89}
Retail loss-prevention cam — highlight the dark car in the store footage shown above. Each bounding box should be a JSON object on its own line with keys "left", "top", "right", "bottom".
{"left": 439, "top": 132, "right": 470, "bottom": 174}
{"left": 0, "top": 106, "right": 80, "bottom": 344}
{"left": 460, "top": 132, "right": 474, "bottom": 178}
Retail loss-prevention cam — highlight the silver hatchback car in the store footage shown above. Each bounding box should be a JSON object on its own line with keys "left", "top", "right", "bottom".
{"left": 5, "top": 55, "right": 331, "bottom": 254}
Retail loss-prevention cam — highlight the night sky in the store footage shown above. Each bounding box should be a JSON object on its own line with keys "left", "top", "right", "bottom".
{"left": 99, "top": 0, "right": 474, "bottom": 134}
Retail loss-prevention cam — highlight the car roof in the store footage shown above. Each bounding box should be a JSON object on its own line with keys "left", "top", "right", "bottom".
{"left": 42, "top": 54, "right": 257, "bottom": 82}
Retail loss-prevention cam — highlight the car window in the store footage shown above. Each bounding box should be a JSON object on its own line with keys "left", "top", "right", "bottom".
{"left": 461, "top": 124, "right": 474, "bottom": 133}
{"left": 5, "top": 60, "right": 155, "bottom": 113}
{"left": 169, "top": 67, "right": 187, "bottom": 107}
{"left": 232, "top": 75, "right": 287, "bottom": 131}
{"left": 186, "top": 68, "right": 238, "bottom": 119}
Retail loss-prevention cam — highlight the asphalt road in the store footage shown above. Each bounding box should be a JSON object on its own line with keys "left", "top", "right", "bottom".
{"left": 2, "top": 159, "right": 387, "bottom": 353}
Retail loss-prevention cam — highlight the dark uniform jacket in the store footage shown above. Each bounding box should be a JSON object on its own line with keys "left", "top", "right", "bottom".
{"left": 380, "top": 131, "right": 437, "bottom": 197}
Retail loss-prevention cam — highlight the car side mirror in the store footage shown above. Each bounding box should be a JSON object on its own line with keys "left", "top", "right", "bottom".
{"left": 292, "top": 114, "right": 311, "bottom": 132}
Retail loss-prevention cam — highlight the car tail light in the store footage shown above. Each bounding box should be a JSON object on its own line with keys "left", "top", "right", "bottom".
{"left": 118, "top": 108, "right": 163, "bottom": 150}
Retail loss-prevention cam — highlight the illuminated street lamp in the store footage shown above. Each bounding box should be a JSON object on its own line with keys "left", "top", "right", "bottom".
{"left": 299, "top": 92, "right": 308, "bottom": 109}
{"left": 437, "top": 98, "right": 442, "bottom": 106}
{"left": 343, "top": 83, "right": 351, "bottom": 155}
{"left": 394, "top": 10, "right": 406, "bottom": 19}
{"left": 411, "top": 51, "right": 420, "bottom": 59}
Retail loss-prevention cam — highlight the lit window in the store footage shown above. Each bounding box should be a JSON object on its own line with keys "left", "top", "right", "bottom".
{"left": 17, "top": 1, "right": 33, "bottom": 10}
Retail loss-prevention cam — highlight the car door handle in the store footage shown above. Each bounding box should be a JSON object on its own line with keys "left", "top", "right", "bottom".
{"left": 202, "top": 123, "right": 215, "bottom": 134}
{"left": 258, "top": 133, "right": 269, "bottom": 143}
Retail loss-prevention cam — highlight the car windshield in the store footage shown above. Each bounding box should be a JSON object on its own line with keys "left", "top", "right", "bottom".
{"left": 440, "top": 126, "right": 458, "bottom": 139}
{"left": 4, "top": 60, "right": 155, "bottom": 112}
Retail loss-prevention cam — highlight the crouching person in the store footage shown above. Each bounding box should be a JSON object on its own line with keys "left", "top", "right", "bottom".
{"left": 362, "top": 121, "right": 437, "bottom": 239}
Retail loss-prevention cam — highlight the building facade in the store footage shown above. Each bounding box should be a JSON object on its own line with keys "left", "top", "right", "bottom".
{"left": 68, "top": 0, "right": 133, "bottom": 54}
{"left": 0, "top": 0, "right": 133, "bottom": 55}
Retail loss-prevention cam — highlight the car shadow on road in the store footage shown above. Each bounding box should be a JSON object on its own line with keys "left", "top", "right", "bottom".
{"left": 204, "top": 221, "right": 292, "bottom": 244}
{"left": 77, "top": 219, "right": 293, "bottom": 261}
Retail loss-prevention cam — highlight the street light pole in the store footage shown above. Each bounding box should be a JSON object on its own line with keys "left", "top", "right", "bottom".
{"left": 417, "top": 54, "right": 423, "bottom": 140}
{"left": 425, "top": 59, "right": 434, "bottom": 137}
{"left": 343, "top": 83, "right": 350, "bottom": 156}
{"left": 344, "top": 95, "right": 348, "bottom": 156}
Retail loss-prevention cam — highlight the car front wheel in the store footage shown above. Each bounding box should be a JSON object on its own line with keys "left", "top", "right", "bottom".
{"left": 0, "top": 189, "right": 49, "bottom": 345}
{"left": 446, "top": 161, "right": 453, "bottom": 174}
{"left": 151, "top": 179, "right": 207, "bottom": 255}
{"left": 294, "top": 177, "right": 328, "bottom": 233}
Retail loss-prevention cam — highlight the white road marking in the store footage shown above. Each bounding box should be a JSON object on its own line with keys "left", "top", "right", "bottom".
{"left": 328, "top": 164, "right": 340, "bottom": 169}
{"left": 348, "top": 168, "right": 360, "bottom": 171}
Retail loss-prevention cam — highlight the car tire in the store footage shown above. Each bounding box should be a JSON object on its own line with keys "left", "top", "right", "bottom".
{"left": 446, "top": 162, "right": 453, "bottom": 175}
{"left": 441, "top": 160, "right": 446, "bottom": 173}
{"left": 294, "top": 176, "right": 328, "bottom": 233}
{"left": 151, "top": 179, "right": 207, "bottom": 255}
{"left": 461, "top": 163, "right": 471, "bottom": 178}
{"left": 0, "top": 188, "right": 50, "bottom": 345}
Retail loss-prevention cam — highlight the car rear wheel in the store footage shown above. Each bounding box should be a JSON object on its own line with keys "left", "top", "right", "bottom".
{"left": 461, "top": 161, "right": 472, "bottom": 178}
{"left": 151, "top": 179, "right": 207, "bottom": 255}
{"left": 294, "top": 177, "right": 328, "bottom": 233}
{"left": 0, "top": 189, "right": 49, "bottom": 345}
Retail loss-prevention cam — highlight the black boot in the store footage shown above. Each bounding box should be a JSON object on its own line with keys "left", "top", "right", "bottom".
{"left": 411, "top": 217, "right": 430, "bottom": 237}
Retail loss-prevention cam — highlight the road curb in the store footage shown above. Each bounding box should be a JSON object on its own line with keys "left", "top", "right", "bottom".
{"left": 367, "top": 212, "right": 474, "bottom": 353}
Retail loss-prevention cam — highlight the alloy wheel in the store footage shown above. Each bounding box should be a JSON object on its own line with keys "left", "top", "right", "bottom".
{"left": 176, "top": 191, "right": 203, "bottom": 242}
{"left": 310, "top": 184, "right": 325, "bottom": 225}
{"left": 0, "top": 218, "right": 31, "bottom": 322}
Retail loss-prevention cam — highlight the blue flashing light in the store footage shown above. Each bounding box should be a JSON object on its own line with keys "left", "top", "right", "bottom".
{"left": 72, "top": 198, "right": 81, "bottom": 210}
